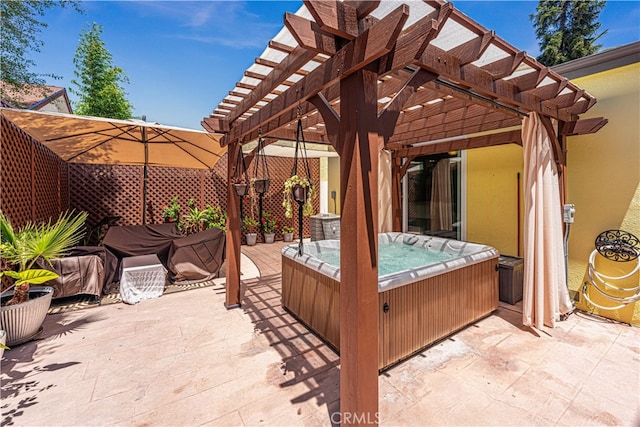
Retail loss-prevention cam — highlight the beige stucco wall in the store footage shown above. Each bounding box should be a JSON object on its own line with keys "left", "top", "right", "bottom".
{"left": 466, "top": 143, "right": 524, "bottom": 256}
{"left": 566, "top": 63, "right": 640, "bottom": 325}
{"left": 327, "top": 156, "right": 341, "bottom": 215}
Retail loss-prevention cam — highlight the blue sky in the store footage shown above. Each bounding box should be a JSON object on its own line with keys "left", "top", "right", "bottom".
{"left": 34, "top": 1, "right": 640, "bottom": 130}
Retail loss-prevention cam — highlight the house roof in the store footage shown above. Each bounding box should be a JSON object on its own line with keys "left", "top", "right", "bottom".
{"left": 203, "top": 0, "right": 605, "bottom": 158}
{"left": 552, "top": 41, "right": 640, "bottom": 79}
{"left": 0, "top": 82, "right": 72, "bottom": 113}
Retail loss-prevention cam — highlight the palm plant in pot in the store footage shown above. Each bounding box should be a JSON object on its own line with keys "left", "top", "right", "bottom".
{"left": 0, "top": 210, "right": 87, "bottom": 346}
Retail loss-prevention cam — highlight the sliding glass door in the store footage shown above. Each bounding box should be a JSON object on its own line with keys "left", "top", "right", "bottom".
{"left": 405, "top": 152, "right": 462, "bottom": 239}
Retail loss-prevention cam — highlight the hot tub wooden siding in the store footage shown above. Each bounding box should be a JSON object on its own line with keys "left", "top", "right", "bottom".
{"left": 281, "top": 255, "right": 499, "bottom": 371}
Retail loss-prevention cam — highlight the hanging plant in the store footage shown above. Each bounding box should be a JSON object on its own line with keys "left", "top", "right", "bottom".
{"left": 283, "top": 175, "right": 315, "bottom": 218}
{"left": 285, "top": 111, "right": 315, "bottom": 256}
{"left": 232, "top": 145, "right": 250, "bottom": 197}
{"left": 252, "top": 134, "right": 270, "bottom": 195}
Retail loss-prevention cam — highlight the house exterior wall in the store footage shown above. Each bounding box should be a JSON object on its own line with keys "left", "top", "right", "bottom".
{"left": 465, "top": 143, "right": 524, "bottom": 257}
{"left": 464, "top": 59, "right": 640, "bottom": 325}
{"left": 327, "top": 156, "right": 341, "bottom": 215}
{"left": 567, "top": 62, "right": 640, "bottom": 325}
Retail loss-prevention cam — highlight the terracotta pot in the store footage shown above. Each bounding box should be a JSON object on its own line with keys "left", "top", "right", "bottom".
{"left": 0, "top": 286, "right": 53, "bottom": 346}
{"left": 264, "top": 233, "right": 275, "bottom": 244}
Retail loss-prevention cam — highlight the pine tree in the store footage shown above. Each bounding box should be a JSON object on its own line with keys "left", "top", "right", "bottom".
{"left": 531, "top": 0, "right": 607, "bottom": 66}
{"left": 70, "top": 23, "right": 133, "bottom": 119}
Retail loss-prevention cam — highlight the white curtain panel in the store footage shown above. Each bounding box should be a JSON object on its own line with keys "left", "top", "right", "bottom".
{"left": 522, "top": 112, "right": 573, "bottom": 329}
{"left": 430, "top": 158, "right": 452, "bottom": 231}
{"left": 378, "top": 149, "right": 393, "bottom": 233}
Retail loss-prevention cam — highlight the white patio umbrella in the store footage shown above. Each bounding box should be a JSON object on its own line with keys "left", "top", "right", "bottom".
{"left": 1, "top": 108, "right": 226, "bottom": 223}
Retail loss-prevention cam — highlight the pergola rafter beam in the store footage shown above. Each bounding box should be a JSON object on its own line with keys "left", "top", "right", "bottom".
{"left": 303, "top": 0, "right": 359, "bottom": 40}
{"left": 221, "top": 4, "right": 409, "bottom": 146}
{"left": 389, "top": 115, "right": 521, "bottom": 147}
{"left": 284, "top": 12, "right": 337, "bottom": 55}
{"left": 203, "top": 46, "right": 318, "bottom": 133}
{"left": 379, "top": 68, "right": 438, "bottom": 145}
{"left": 394, "top": 129, "right": 522, "bottom": 157}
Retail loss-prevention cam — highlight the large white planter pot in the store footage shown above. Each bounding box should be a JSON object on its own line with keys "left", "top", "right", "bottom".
{"left": 264, "top": 233, "right": 275, "bottom": 244}
{"left": 1, "top": 286, "right": 53, "bottom": 346}
{"left": 283, "top": 232, "right": 294, "bottom": 242}
{"left": 0, "top": 330, "right": 6, "bottom": 359}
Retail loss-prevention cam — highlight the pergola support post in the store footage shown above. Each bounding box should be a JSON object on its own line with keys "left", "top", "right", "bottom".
{"left": 339, "top": 65, "right": 380, "bottom": 425}
{"left": 225, "top": 140, "right": 242, "bottom": 309}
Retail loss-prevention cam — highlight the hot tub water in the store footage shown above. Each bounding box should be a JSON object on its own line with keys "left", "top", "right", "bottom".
{"left": 314, "top": 241, "right": 454, "bottom": 275}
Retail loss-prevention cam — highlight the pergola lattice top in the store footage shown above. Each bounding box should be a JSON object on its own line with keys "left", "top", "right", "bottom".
{"left": 203, "top": 0, "right": 605, "bottom": 157}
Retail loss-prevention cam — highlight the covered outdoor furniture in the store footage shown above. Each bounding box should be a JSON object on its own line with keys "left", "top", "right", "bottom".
{"left": 102, "top": 223, "right": 182, "bottom": 269}
{"left": 39, "top": 246, "right": 118, "bottom": 300}
{"left": 119, "top": 254, "right": 167, "bottom": 304}
{"left": 102, "top": 223, "right": 226, "bottom": 286}
{"left": 168, "top": 227, "right": 226, "bottom": 284}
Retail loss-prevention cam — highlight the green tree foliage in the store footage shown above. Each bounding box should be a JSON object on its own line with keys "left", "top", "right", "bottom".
{"left": 70, "top": 22, "right": 133, "bottom": 119}
{"left": 531, "top": 0, "right": 607, "bottom": 66}
{"left": 0, "top": 0, "right": 82, "bottom": 106}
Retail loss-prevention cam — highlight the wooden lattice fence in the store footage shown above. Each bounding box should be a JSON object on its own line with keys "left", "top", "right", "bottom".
{"left": 2, "top": 113, "right": 319, "bottom": 241}
{"left": 0, "top": 115, "right": 69, "bottom": 228}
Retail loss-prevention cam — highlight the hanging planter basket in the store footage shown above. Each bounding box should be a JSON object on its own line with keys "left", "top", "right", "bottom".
{"left": 293, "top": 184, "right": 308, "bottom": 203}
{"left": 253, "top": 178, "right": 270, "bottom": 195}
{"left": 233, "top": 183, "right": 249, "bottom": 197}
{"left": 282, "top": 113, "right": 316, "bottom": 255}
{"left": 233, "top": 145, "right": 250, "bottom": 197}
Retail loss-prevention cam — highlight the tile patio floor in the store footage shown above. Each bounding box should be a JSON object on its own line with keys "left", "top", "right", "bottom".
{"left": 1, "top": 241, "right": 638, "bottom": 426}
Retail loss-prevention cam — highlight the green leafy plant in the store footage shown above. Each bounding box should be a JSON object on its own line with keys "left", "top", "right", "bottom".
{"left": 181, "top": 201, "right": 227, "bottom": 234}
{"left": 261, "top": 211, "right": 280, "bottom": 234}
{"left": 180, "top": 199, "right": 205, "bottom": 234}
{"left": 282, "top": 175, "right": 316, "bottom": 218}
{"left": 242, "top": 216, "right": 259, "bottom": 234}
{"left": 0, "top": 210, "right": 87, "bottom": 305}
{"left": 203, "top": 205, "right": 227, "bottom": 232}
{"left": 162, "top": 196, "right": 180, "bottom": 222}
{"left": 282, "top": 225, "right": 294, "bottom": 234}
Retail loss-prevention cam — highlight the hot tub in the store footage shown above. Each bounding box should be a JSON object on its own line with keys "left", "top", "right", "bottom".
{"left": 281, "top": 232, "right": 499, "bottom": 370}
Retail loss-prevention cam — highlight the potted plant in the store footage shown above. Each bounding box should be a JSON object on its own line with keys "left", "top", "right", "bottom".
{"left": 0, "top": 210, "right": 87, "bottom": 346}
{"left": 181, "top": 199, "right": 206, "bottom": 235}
{"left": 232, "top": 177, "right": 249, "bottom": 197}
{"left": 261, "top": 211, "right": 279, "bottom": 244}
{"left": 283, "top": 175, "right": 316, "bottom": 218}
{"left": 242, "top": 216, "right": 259, "bottom": 246}
{"left": 203, "top": 205, "right": 227, "bottom": 231}
{"left": 252, "top": 177, "right": 270, "bottom": 195}
{"left": 282, "top": 226, "right": 295, "bottom": 242}
{"left": 162, "top": 196, "right": 180, "bottom": 223}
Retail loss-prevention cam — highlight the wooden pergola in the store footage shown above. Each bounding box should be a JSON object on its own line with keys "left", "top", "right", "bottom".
{"left": 203, "top": 0, "right": 605, "bottom": 422}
